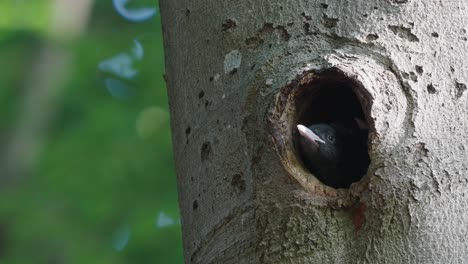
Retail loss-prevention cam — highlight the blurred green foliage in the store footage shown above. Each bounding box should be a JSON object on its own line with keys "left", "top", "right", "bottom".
{"left": 0, "top": 1, "right": 50, "bottom": 33}
{"left": 0, "top": 1, "right": 183, "bottom": 263}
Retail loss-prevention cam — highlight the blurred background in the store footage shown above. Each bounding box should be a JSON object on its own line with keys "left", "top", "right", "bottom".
{"left": 0, "top": 0, "right": 183, "bottom": 263}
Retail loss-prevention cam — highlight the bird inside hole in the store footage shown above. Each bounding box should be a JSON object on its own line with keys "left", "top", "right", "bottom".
{"left": 297, "top": 118, "right": 369, "bottom": 188}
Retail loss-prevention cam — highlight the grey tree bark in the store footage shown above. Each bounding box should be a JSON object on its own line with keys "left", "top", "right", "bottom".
{"left": 160, "top": 0, "right": 468, "bottom": 263}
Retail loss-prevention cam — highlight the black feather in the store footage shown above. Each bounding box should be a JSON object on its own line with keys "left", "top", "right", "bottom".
{"left": 298, "top": 119, "right": 369, "bottom": 188}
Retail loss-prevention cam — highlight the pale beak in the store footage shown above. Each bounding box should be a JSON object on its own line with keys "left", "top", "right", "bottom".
{"left": 297, "top": 124, "right": 325, "bottom": 145}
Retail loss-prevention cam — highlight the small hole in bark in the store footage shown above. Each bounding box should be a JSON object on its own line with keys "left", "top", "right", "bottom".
{"left": 198, "top": 90, "right": 205, "bottom": 99}
{"left": 231, "top": 174, "right": 246, "bottom": 194}
{"left": 222, "top": 19, "right": 237, "bottom": 32}
{"left": 320, "top": 3, "right": 329, "bottom": 8}
{"left": 415, "top": 65, "right": 423, "bottom": 75}
{"left": 271, "top": 68, "right": 371, "bottom": 190}
{"left": 322, "top": 14, "right": 339, "bottom": 28}
{"left": 303, "top": 22, "right": 311, "bottom": 34}
{"left": 366, "top": 33, "right": 379, "bottom": 41}
{"left": 455, "top": 81, "right": 467, "bottom": 98}
{"left": 201, "top": 142, "right": 212, "bottom": 161}
{"left": 192, "top": 200, "right": 199, "bottom": 211}
{"left": 427, "top": 83, "right": 437, "bottom": 94}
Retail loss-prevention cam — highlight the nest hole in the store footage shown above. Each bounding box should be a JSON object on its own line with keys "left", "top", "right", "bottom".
{"left": 292, "top": 68, "right": 371, "bottom": 189}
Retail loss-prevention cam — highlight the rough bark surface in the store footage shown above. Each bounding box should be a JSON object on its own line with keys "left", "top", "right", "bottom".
{"left": 160, "top": 0, "right": 468, "bottom": 263}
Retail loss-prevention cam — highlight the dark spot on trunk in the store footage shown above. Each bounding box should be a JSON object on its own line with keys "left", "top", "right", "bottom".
{"left": 231, "top": 174, "right": 246, "bottom": 194}
{"left": 427, "top": 83, "right": 437, "bottom": 94}
{"left": 303, "top": 22, "right": 313, "bottom": 35}
{"left": 366, "top": 34, "right": 379, "bottom": 41}
{"left": 201, "top": 142, "right": 212, "bottom": 161}
{"left": 198, "top": 90, "right": 205, "bottom": 99}
{"left": 222, "top": 19, "right": 238, "bottom": 32}
{"left": 415, "top": 65, "right": 423, "bottom": 75}
{"left": 322, "top": 14, "right": 339, "bottom": 28}
{"left": 455, "top": 81, "right": 467, "bottom": 98}
{"left": 320, "top": 3, "right": 329, "bottom": 8}
{"left": 192, "top": 200, "right": 199, "bottom": 211}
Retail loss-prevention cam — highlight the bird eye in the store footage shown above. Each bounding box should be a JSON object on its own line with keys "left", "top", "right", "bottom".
{"left": 327, "top": 135, "right": 335, "bottom": 142}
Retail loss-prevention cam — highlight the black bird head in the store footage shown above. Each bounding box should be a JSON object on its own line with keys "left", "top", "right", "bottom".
{"left": 297, "top": 124, "right": 343, "bottom": 164}
{"left": 297, "top": 119, "right": 369, "bottom": 188}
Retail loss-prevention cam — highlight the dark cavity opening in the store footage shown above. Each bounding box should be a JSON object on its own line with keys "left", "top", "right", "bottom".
{"left": 294, "top": 68, "right": 370, "bottom": 189}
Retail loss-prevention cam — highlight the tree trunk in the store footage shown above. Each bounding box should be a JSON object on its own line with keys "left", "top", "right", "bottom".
{"left": 160, "top": 0, "right": 468, "bottom": 263}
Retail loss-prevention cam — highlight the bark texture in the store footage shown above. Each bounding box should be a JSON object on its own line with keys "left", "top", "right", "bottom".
{"left": 160, "top": 0, "right": 468, "bottom": 263}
